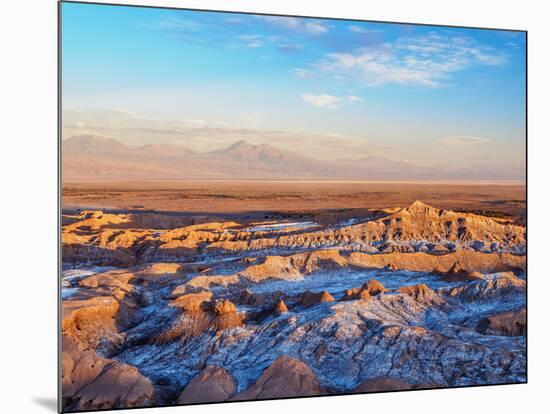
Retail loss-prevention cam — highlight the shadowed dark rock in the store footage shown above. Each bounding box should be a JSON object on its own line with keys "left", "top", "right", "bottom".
{"left": 353, "top": 377, "right": 413, "bottom": 392}
{"left": 477, "top": 308, "right": 526, "bottom": 336}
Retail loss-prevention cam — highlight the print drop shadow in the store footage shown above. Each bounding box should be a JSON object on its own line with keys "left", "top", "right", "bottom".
{"left": 33, "top": 397, "right": 57, "bottom": 412}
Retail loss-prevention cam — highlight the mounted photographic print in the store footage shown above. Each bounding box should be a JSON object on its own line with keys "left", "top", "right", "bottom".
{"left": 59, "top": 1, "right": 527, "bottom": 411}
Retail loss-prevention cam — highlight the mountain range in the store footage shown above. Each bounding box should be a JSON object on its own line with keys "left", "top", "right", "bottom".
{"left": 62, "top": 134, "right": 522, "bottom": 182}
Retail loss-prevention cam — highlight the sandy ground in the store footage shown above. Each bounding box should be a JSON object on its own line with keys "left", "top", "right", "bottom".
{"left": 62, "top": 180, "right": 526, "bottom": 224}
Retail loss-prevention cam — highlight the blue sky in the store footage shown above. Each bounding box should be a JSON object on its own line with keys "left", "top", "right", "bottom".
{"left": 62, "top": 2, "right": 526, "bottom": 172}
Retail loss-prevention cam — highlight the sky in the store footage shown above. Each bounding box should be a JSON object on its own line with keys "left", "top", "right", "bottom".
{"left": 61, "top": 1, "right": 526, "bottom": 176}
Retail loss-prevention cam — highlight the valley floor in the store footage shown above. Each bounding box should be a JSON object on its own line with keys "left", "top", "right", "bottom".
{"left": 62, "top": 180, "right": 526, "bottom": 225}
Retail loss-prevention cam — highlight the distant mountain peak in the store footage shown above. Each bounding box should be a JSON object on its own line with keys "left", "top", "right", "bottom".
{"left": 212, "top": 140, "right": 297, "bottom": 163}
{"left": 228, "top": 139, "right": 253, "bottom": 148}
{"left": 225, "top": 140, "right": 274, "bottom": 151}
{"left": 63, "top": 135, "right": 128, "bottom": 152}
{"left": 63, "top": 135, "right": 196, "bottom": 157}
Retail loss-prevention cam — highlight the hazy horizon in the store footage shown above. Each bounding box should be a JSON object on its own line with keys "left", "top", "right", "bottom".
{"left": 62, "top": 3, "right": 526, "bottom": 180}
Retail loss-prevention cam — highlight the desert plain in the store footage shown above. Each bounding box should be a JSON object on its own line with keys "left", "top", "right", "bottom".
{"left": 62, "top": 180, "right": 526, "bottom": 221}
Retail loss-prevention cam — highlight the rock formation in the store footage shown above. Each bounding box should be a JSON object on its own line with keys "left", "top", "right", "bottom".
{"left": 62, "top": 201, "right": 526, "bottom": 267}
{"left": 60, "top": 201, "right": 526, "bottom": 408}
{"left": 231, "top": 356, "right": 321, "bottom": 400}
{"left": 178, "top": 366, "right": 237, "bottom": 404}
{"left": 396, "top": 284, "right": 444, "bottom": 306}
{"left": 299, "top": 290, "right": 335, "bottom": 307}
{"left": 477, "top": 309, "right": 526, "bottom": 336}
{"left": 273, "top": 299, "right": 289, "bottom": 315}
{"left": 61, "top": 280, "right": 155, "bottom": 411}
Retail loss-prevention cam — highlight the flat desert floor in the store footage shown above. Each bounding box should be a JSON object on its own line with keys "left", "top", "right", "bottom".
{"left": 62, "top": 181, "right": 526, "bottom": 224}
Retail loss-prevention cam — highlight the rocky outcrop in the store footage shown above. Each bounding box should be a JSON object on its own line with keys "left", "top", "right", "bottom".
{"left": 348, "top": 250, "right": 525, "bottom": 274}
{"left": 341, "top": 286, "right": 371, "bottom": 301}
{"left": 442, "top": 272, "right": 526, "bottom": 301}
{"left": 239, "top": 255, "right": 303, "bottom": 282}
{"left": 236, "top": 289, "right": 265, "bottom": 306}
{"left": 61, "top": 275, "right": 155, "bottom": 411}
{"left": 477, "top": 309, "right": 526, "bottom": 336}
{"left": 341, "top": 279, "right": 387, "bottom": 301}
{"left": 437, "top": 263, "right": 485, "bottom": 282}
{"left": 363, "top": 279, "right": 387, "bottom": 296}
{"left": 299, "top": 291, "right": 335, "bottom": 307}
{"left": 273, "top": 299, "right": 289, "bottom": 315}
{"left": 61, "top": 255, "right": 526, "bottom": 408}
{"left": 177, "top": 366, "right": 236, "bottom": 404}
{"left": 62, "top": 202, "right": 526, "bottom": 267}
{"left": 172, "top": 249, "right": 525, "bottom": 287}
{"left": 170, "top": 291, "right": 213, "bottom": 311}
{"left": 379, "top": 200, "right": 524, "bottom": 247}
{"left": 61, "top": 271, "right": 144, "bottom": 352}
{"left": 62, "top": 335, "right": 155, "bottom": 411}
{"left": 60, "top": 202, "right": 526, "bottom": 408}
{"left": 62, "top": 243, "right": 136, "bottom": 267}
{"left": 234, "top": 250, "right": 523, "bottom": 286}
{"left": 206, "top": 201, "right": 525, "bottom": 255}
{"left": 300, "top": 250, "right": 348, "bottom": 273}
{"left": 155, "top": 299, "right": 244, "bottom": 344}
{"left": 231, "top": 356, "right": 321, "bottom": 400}
{"left": 396, "top": 284, "right": 444, "bottom": 306}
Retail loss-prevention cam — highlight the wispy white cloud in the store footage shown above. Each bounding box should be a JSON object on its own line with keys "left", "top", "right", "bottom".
{"left": 260, "top": 16, "right": 301, "bottom": 30}
{"left": 152, "top": 18, "right": 266, "bottom": 50}
{"left": 317, "top": 32, "right": 507, "bottom": 87}
{"left": 156, "top": 17, "right": 204, "bottom": 32}
{"left": 305, "top": 21, "right": 328, "bottom": 35}
{"left": 438, "top": 135, "right": 492, "bottom": 145}
{"left": 348, "top": 25, "right": 367, "bottom": 33}
{"left": 469, "top": 48, "right": 506, "bottom": 65}
{"left": 236, "top": 34, "right": 264, "bottom": 48}
{"left": 246, "top": 41, "right": 263, "bottom": 48}
{"left": 347, "top": 25, "right": 382, "bottom": 34}
{"left": 260, "top": 16, "right": 329, "bottom": 35}
{"left": 301, "top": 94, "right": 342, "bottom": 108}
{"left": 301, "top": 93, "right": 362, "bottom": 108}
{"left": 183, "top": 118, "right": 208, "bottom": 127}
{"left": 278, "top": 42, "right": 303, "bottom": 54}
{"left": 293, "top": 68, "right": 315, "bottom": 79}
{"left": 321, "top": 49, "right": 439, "bottom": 87}
{"left": 225, "top": 17, "right": 244, "bottom": 24}
{"left": 148, "top": 17, "right": 235, "bottom": 48}
{"left": 234, "top": 33, "right": 307, "bottom": 52}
